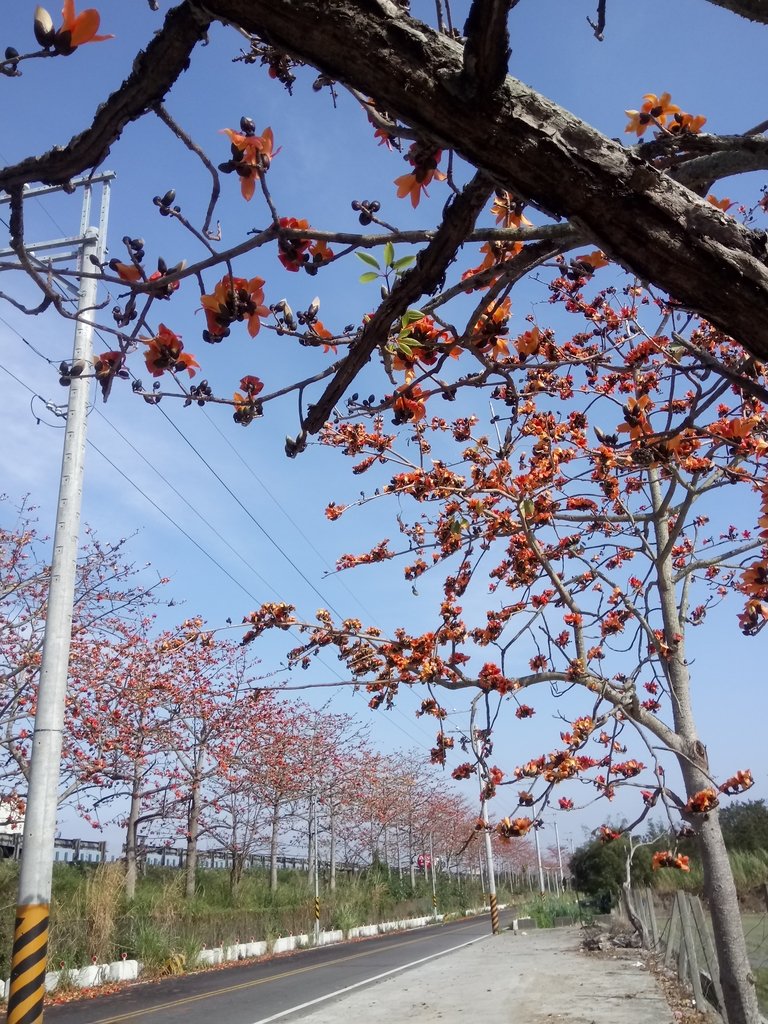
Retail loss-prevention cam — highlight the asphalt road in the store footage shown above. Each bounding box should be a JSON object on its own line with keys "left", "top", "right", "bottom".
{"left": 45, "top": 913, "right": 509, "bottom": 1024}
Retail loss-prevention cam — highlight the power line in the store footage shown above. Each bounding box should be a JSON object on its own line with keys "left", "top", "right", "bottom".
{"left": 201, "top": 408, "right": 385, "bottom": 623}
{"left": 0, "top": 267, "right": 433, "bottom": 753}
{"left": 153, "top": 400, "right": 353, "bottom": 620}
{"left": 94, "top": 407, "right": 281, "bottom": 599}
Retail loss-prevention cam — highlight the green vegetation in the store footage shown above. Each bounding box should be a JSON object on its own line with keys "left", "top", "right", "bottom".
{"left": 0, "top": 860, "right": 499, "bottom": 979}
{"left": 517, "top": 892, "right": 581, "bottom": 928}
{"left": 719, "top": 800, "right": 768, "bottom": 854}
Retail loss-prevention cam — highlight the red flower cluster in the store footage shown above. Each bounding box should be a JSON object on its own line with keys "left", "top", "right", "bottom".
{"left": 652, "top": 850, "right": 690, "bottom": 872}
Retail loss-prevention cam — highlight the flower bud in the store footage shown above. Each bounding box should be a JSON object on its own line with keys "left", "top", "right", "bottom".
{"left": 33, "top": 6, "right": 55, "bottom": 48}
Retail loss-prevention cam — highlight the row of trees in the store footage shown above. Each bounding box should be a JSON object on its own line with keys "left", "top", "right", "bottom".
{"left": 2, "top": 505, "right": 520, "bottom": 899}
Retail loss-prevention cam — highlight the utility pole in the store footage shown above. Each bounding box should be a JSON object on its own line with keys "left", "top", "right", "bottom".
{"left": 533, "top": 824, "right": 546, "bottom": 895}
{"left": 429, "top": 833, "right": 437, "bottom": 921}
{"left": 480, "top": 796, "right": 500, "bottom": 934}
{"left": 554, "top": 820, "right": 565, "bottom": 891}
{"left": 312, "top": 794, "right": 320, "bottom": 944}
{"left": 2, "top": 175, "right": 113, "bottom": 1024}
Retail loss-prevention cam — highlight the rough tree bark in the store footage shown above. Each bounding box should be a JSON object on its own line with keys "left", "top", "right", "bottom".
{"left": 123, "top": 766, "right": 142, "bottom": 901}
{"left": 185, "top": 774, "right": 202, "bottom": 900}
{"left": 649, "top": 470, "right": 760, "bottom": 1024}
{"left": 206, "top": 0, "right": 768, "bottom": 360}
{"left": 3, "top": 2, "right": 768, "bottom": 360}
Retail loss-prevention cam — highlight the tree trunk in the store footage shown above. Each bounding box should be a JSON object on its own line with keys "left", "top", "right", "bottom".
{"left": 230, "top": 853, "right": 244, "bottom": 896}
{"left": 269, "top": 797, "right": 280, "bottom": 892}
{"left": 329, "top": 804, "right": 337, "bottom": 892}
{"left": 680, "top": 758, "right": 758, "bottom": 1024}
{"left": 650, "top": 471, "right": 760, "bottom": 1024}
{"left": 124, "top": 783, "right": 141, "bottom": 901}
{"left": 185, "top": 775, "right": 202, "bottom": 900}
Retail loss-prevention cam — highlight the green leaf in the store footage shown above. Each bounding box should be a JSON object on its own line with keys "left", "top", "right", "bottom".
{"left": 393, "top": 255, "right": 416, "bottom": 272}
{"left": 383, "top": 241, "right": 395, "bottom": 268}
{"left": 358, "top": 271, "right": 379, "bottom": 284}
{"left": 355, "top": 251, "right": 380, "bottom": 269}
{"left": 401, "top": 308, "right": 425, "bottom": 327}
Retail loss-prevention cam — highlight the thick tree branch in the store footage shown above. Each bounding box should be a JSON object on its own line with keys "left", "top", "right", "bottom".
{"left": 301, "top": 171, "right": 492, "bottom": 437}
{"left": 203, "top": 0, "right": 768, "bottom": 362}
{"left": 461, "top": 0, "right": 512, "bottom": 95}
{"left": 0, "top": 4, "right": 212, "bottom": 191}
{"left": 704, "top": 0, "right": 768, "bottom": 23}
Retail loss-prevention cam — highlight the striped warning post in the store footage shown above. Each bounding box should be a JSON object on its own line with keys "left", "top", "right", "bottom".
{"left": 314, "top": 897, "right": 320, "bottom": 922}
{"left": 7, "top": 903, "right": 49, "bottom": 1024}
{"left": 489, "top": 893, "right": 500, "bottom": 935}
{"left": 432, "top": 894, "right": 437, "bottom": 909}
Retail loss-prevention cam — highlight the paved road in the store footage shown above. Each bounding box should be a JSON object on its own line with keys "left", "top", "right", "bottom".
{"left": 46, "top": 913, "right": 509, "bottom": 1024}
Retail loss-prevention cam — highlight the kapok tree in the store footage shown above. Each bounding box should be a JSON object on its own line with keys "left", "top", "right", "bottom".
{"left": 243, "top": 294, "right": 768, "bottom": 1022}
{"left": 0, "top": 501, "right": 160, "bottom": 813}
{"left": 66, "top": 616, "right": 201, "bottom": 898}
{"left": 4, "top": 3, "right": 768, "bottom": 1021}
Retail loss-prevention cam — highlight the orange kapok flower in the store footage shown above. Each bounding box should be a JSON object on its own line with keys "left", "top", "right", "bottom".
{"left": 142, "top": 324, "right": 199, "bottom": 378}
{"left": 617, "top": 394, "right": 653, "bottom": 440}
{"left": 706, "top": 195, "right": 735, "bottom": 213}
{"left": 625, "top": 91, "right": 680, "bottom": 136}
{"left": 391, "top": 384, "right": 427, "bottom": 424}
{"left": 200, "top": 275, "right": 269, "bottom": 340}
{"left": 490, "top": 192, "right": 532, "bottom": 230}
{"left": 668, "top": 112, "right": 707, "bottom": 135}
{"left": 220, "top": 126, "right": 276, "bottom": 201}
{"left": 394, "top": 144, "right": 446, "bottom": 209}
{"left": 277, "top": 217, "right": 312, "bottom": 271}
{"left": 496, "top": 816, "right": 533, "bottom": 840}
{"left": 516, "top": 325, "right": 541, "bottom": 359}
{"left": 598, "top": 826, "right": 621, "bottom": 843}
{"left": 48, "top": 1, "right": 113, "bottom": 54}
{"left": 108, "top": 260, "right": 141, "bottom": 284}
{"left": 652, "top": 850, "right": 690, "bottom": 872}
{"left": 718, "top": 769, "right": 754, "bottom": 795}
{"left": 685, "top": 788, "right": 719, "bottom": 814}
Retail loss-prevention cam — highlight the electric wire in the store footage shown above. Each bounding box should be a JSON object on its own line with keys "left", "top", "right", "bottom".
{"left": 152, "top": 400, "right": 353, "bottom": 621}
{"left": 0, "top": 210, "right": 434, "bottom": 753}
{"left": 0, "top": 359, "right": 431, "bottom": 750}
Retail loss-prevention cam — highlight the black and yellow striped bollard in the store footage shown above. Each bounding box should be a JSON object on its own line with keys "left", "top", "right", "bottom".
{"left": 489, "top": 892, "right": 500, "bottom": 935}
{"left": 7, "top": 903, "right": 49, "bottom": 1024}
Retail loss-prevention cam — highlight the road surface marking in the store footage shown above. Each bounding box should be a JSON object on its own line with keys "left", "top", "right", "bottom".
{"left": 248, "top": 936, "right": 484, "bottom": 1024}
{"left": 80, "top": 923, "right": 484, "bottom": 1024}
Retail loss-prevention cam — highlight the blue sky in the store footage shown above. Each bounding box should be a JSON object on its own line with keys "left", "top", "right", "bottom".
{"left": 1, "top": 0, "right": 768, "bottom": 849}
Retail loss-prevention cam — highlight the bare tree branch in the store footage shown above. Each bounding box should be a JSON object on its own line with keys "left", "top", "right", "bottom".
{"left": 0, "top": 3, "right": 212, "bottom": 191}
{"left": 301, "top": 171, "right": 493, "bottom": 438}
{"left": 462, "top": 0, "right": 512, "bottom": 95}
{"left": 201, "top": 0, "right": 768, "bottom": 362}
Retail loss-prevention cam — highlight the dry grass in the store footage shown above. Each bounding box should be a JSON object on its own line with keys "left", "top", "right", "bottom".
{"left": 85, "top": 863, "right": 124, "bottom": 962}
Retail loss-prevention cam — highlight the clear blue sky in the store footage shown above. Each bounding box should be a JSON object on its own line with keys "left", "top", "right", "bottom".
{"left": 1, "top": 0, "right": 767, "bottom": 850}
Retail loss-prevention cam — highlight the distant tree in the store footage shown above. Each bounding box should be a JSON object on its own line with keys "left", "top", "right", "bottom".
{"left": 570, "top": 836, "right": 654, "bottom": 904}
{"left": 719, "top": 799, "right": 768, "bottom": 853}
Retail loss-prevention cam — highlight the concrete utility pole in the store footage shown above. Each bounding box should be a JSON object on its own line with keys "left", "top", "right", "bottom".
{"left": 533, "top": 824, "right": 546, "bottom": 895}
{"left": 312, "top": 794, "right": 320, "bottom": 944}
{"left": 429, "top": 833, "right": 437, "bottom": 921}
{"left": 480, "top": 796, "right": 500, "bottom": 934}
{"left": 2, "top": 175, "right": 112, "bottom": 1024}
{"left": 554, "top": 820, "right": 565, "bottom": 891}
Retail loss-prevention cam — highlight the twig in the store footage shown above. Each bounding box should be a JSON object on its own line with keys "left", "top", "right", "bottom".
{"left": 155, "top": 104, "right": 221, "bottom": 239}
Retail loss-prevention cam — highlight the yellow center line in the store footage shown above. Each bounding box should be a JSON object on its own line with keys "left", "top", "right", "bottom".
{"left": 79, "top": 922, "right": 483, "bottom": 1024}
